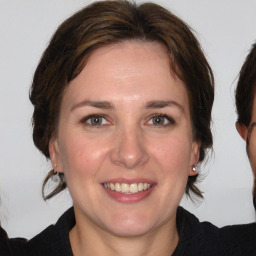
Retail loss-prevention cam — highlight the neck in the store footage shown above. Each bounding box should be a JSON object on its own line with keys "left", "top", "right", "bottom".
{"left": 69, "top": 212, "right": 178, "bottom": 256}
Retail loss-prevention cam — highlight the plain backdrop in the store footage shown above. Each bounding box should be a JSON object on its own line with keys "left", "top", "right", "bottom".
{"left": 1, "top": 0, "right": 256, "bottom": 239}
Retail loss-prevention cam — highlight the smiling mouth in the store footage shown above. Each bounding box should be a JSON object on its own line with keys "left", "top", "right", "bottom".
{"left": 103, "top": 182, "right": 152, "bottom": 194}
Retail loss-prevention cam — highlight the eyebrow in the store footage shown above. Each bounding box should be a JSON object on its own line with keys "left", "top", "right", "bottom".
{"left": 71, "top": 100, "right": 114, "bottom": 111}
{"left": 145, "top": 100, "right": 184, "bottom": 113}
{"left": 71, "top": 99, "right": 184, "bottom": 112}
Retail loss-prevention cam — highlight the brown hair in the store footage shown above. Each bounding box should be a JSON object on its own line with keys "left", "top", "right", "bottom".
{"left": 235, "top": 43, "right": 256, "bottom": 127}
{"left": 30, "top": 0, "right": 214, "bottom": 199}
{"left": 235, "top": 43, "right": 256, "bottom": 200}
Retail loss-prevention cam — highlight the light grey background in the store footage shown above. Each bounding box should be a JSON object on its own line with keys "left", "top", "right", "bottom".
{"left": 0, "top": 0, "right": 256, "bottom": 239}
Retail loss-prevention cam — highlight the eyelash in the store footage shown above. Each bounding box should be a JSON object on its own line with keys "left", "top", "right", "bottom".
{"left": 81, "top": 114, "right": 109, "bottom": 127}
{"left": 148, "top": 114, "right": 175, "bottom": 127}
{"left": 80, "top": 113, "right": 175, "bottom": 127}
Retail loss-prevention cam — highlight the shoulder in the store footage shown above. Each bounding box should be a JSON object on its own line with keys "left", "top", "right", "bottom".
{"left": 176, "top": 207, "right": 256, "bottom": 256}
{"left": 177, "top": 206, "right": 219, "bottom": 237}
{"left": 174, "top": 207, "right": 223, "bottom": 256}
{"left": 25, "top": 207, "right": 75, "bottom": 256}
{"left": 220, "top": 222, "right": 256, "bottom": 256}
{"left": 0, "top": 237, "right": 27, "bottom": 256}
{"left": 0, "top": 227, "right": 27, "bottom": 256}
{"left": 0, "top": 226, "right": 8, "bottom": 240}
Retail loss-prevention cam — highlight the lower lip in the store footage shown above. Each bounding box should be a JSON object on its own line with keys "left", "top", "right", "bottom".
{"left": 103, "top": 185, "right": 155, "bottom": 203}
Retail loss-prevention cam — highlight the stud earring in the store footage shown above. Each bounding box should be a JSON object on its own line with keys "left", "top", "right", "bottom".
{"left": 192, "top": 165, "right": 198, "bottom": 174}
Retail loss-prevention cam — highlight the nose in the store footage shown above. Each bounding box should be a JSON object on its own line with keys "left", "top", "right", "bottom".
{"left": 110, "top": 127, "right": 149, "bottom": 169}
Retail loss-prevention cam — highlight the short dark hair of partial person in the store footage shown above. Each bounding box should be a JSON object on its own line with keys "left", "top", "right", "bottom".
{"left": 29, "top": 0, "right": 214, "bottom": 200}
{"left": 235, "top": 43, "right": 256, "bottom": 127}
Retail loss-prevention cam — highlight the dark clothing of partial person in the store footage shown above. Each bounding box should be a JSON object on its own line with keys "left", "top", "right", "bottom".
{"left": 0, "top": 226, "right": 8, "bottom": 241}
{"left": 0, "top": 227, "right": 26, "bottom": 256}
{"left": 22, "top": 207, "right": 256, "bottom": 256}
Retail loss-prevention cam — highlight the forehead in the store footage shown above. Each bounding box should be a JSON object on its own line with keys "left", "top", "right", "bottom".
{"left": 62, "top": 40, "right": 189, "bottom": 109}
{"left": 84, "top": 40, "right": 172, "bottom": 80}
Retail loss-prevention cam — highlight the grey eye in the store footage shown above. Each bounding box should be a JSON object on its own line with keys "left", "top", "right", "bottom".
{"left": 148, "top": 114, "right": 175, "bottom": 126}
{"left": 152, "top": 116, "right": 165, "bottom": 125}
{"left": 89, "top": 116, "right": 103, "bottom": 126}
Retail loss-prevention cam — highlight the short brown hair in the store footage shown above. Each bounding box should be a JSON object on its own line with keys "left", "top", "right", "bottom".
{"left": 30, "top": 0, "right": 214, "bottom": 199}
{"left": 235, "top": 43, "right": 256, "bottom": 127}
{"left": 235, "top": 43, "right": 256, "bottom": 201}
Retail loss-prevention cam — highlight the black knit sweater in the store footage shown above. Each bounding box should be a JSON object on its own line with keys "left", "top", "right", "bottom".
{"left": 2, "top": 207, "right": 256, "bottom": 255}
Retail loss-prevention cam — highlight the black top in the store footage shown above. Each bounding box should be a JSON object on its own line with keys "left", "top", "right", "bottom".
{"left": 25, "top": 208, "right": 75, "bottom": 256}
{"left": 0, "top": 227, "right": 26, "bottom": 256}
{"left": 21, "top": 207, "right": 256, "bottom": 256}
{"left": 1, "top": 207, "right": 256, "bottom": 255}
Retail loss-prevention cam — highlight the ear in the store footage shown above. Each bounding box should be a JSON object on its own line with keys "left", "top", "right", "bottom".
{"left": 189, "top": 140, "right": 200, "bottom": 176}
{"left": 49, "top": 137, "right": 63, "bottom": 173}
{"left": 236, "top": 122, "right": 248, "bottom": 141}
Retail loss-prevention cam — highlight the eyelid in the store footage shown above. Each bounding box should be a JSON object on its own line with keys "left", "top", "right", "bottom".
{"left": 81, "top": 114, "right": 110, "bottom": 126}
{"left": 81, "top": 114, "right": 103, "bottom": 122}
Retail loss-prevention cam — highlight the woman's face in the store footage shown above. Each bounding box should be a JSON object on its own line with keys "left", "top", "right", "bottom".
{"left": 50, "top": 41, "right": 199, "bottom": 237}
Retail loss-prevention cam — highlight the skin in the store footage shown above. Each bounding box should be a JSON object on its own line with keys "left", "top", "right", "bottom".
{"left": 49, "top": 41, "right": 199, "bottom": 256}
{"left": 236, "top": 92, "right": 256, "bottom": 197}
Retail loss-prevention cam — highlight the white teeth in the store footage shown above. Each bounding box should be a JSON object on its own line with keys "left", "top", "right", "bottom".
{"left": 129, "top": 183, "right": 138, "bottom": 193}
{"left": 110, "top": 183, "right": 115, "bottom": 190}
{"left": 115, "top": 183, "right": 121, "bottom": 192}
{"left": 121, "top": 183, "right": 129, "bottom": 193}
{"left": 138, "top": 183, "right": 144, "bottom": 192}
{"left": 104, "top": 183, "right": 110, "bottom": 189}
{"left": 104, "top": 182, "right": 152, "bottom": 194}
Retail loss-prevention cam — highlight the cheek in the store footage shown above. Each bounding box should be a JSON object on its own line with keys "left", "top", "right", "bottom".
{"left": 150, "top": 134, "right": 192, "bottom": 170}
{"left": 149, "top": 136, "right": 191, "bottom": 213}
{"left": 58, "top": 133, "right": 110, "bottom": 177}
{"left": 147, "top": 134, "right": 192, "bottom": 197}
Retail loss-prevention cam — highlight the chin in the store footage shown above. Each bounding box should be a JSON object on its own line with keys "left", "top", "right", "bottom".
{"left": 106, "top": 223, "right": 152, "bottom": 238}
{"left": 103, "top": 213, "right": 155, "bottom": 237}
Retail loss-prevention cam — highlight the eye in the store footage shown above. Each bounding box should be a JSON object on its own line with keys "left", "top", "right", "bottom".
{"left": 148, "top": 114, "right": 175, "bottom": 126}
{"left": 81, "top": 114, "right": 109, "bottom": 127}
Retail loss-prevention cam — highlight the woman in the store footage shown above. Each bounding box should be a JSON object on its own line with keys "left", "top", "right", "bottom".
{"left": 24, "top": 0, "right": 255, "bottom": 255}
